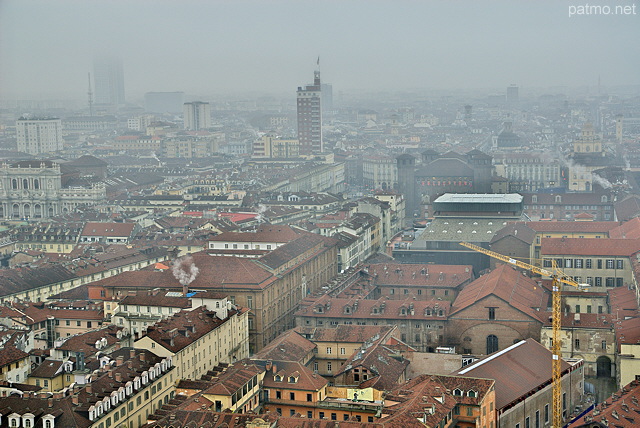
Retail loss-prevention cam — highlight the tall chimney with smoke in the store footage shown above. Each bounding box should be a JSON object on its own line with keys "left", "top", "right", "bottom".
{"left": 172, "top": 255, "right": 199, "bottom": 296}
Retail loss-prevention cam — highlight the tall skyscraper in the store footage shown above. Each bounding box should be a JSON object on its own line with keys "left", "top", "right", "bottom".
{"left": 183, "top": 101, "right": 211, "bottom": 130}
{"left": 93, "top": 56, "right": 125, "bottom": 106}
{"left": 16, "top": 117, "right": 63, "bottom": 155}
{"left": 506, "top": 84, "right": 519, "bottom": 106}
{"left": 297, "top": 70, "right": 323, "bottom": 155}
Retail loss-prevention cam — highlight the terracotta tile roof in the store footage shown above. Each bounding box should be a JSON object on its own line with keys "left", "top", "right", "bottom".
{"left": 382, "top": 374, "right": 458, "bottom": 426}
{"left": 453, "top": 338, "right": 572, "bottom": 409}
{"left": 540, "top": 311, "right": 614, "bottom": 328}
{"left": 366, "top": 263, "right": 473, "bottom": 288}
{"left": 55, "top": 324, "right": 123, "bottom": 356}
{"left": 201, "top": 359, "right": 263, "bottom": 396}
{"left": 29, "top": 359, "right": 65, "bottom": 378}
{"left": 261, "top": 360, "right": 327, "bottom": 391}
{"left": 608, "top": 286, "right": 639, "bottom": 321}
{"left": 259, "top": 233, "right": 335, "bottom": 271}
{"left": 175, "top": 379, "right": 214, "bottom": 391}
{"left": 337, "top": 336, "right": 409, "bottom": 390}
{"left": 0, "top": 395, "right": 75, "bottom": 427}
{"left": 296, "top": 295, "right": 450, "bottom": 320}
{"left": 81, "top": 222, "right": 136, "bottom": 237}
{"left": 490, "top": 223, "right": 536, "bottom": 245}
{"left": 91, "top": 252, "right": 277, "bottom": 291}
{"left": 141, "top": 306, "right": 238, "bottom": 353}
{"left": 295, "top": 325, "right": 395, "bottom": 344}
{"left": 541, "top": 237, "right": 640, "bottom": 256}
{"left": 614, "top": 194, "right": 640, "bottom": 222}
{"left": 569, "top": 379, "right": 640, "bottom": 427}
{"left": 208, "top": 224, "right": 302, "bottom": 243}
{"left": 608, "top": 217, "right": 640, "bottom": 239}
{"left": 616, "top": 317, "right": 640, "bottom": 352}
{"left": 251, "top": 329, "right": 316, "bottom": 363}
{"left": 0, "top": 345, "right": 29, "bottom": 367}
{"left": 524, "top": 220, "right": 618, "bottom": 233}
{"left": 450, "top": 264, "right": 547, "bottom": 320}
{"left": 0, "top": 264, "right": 77, "bottom": 298}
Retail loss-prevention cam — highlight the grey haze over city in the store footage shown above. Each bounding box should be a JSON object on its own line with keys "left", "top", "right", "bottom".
{"left": 1, "top": 0, "right": 639, "bottom": 100}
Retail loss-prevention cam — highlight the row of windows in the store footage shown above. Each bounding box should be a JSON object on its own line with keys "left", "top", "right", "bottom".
{"left": 543, "top": 258, "right": 624, "bottom": 270}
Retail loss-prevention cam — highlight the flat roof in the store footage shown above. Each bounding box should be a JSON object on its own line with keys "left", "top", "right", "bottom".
{"left": 434, "top": 193, "right": 523, "bottom": 204}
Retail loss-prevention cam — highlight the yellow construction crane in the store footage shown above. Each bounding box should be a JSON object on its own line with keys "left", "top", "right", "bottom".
{"left": 459, "top": 242, "right": 586, "bottom": 428}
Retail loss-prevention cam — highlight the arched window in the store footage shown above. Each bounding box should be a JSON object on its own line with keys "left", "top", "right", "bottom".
{"left": 486, "top": 334, "right": 499, "bottom": 354}
{"left": 34, "top": 179, "right": 40, "bottom": 189}
{"left": 12, "top": 204, "right": 20, "bottom": 218}
{"left": 12, "top": 179, "right": 17, "bottom": 189}
{"left": 23, "top": 179, "right": 29, "bottom": 189}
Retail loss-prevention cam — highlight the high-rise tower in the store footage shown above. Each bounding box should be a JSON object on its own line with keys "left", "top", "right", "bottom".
{"left": 16, "top": 117, "right": 63, "bottom": 155}
{"left": 183, "top": 101, "right": 211, "bottom": 131}
{"left": 297, "top": 69, "right": 323, "bottom": 155}
{"left": 93, "top": 56, "right": 125, "bottom": 106}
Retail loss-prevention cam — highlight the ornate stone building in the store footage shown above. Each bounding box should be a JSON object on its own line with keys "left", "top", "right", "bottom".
{"left": 0, "top": 160, "right": 106, "bottom": 220}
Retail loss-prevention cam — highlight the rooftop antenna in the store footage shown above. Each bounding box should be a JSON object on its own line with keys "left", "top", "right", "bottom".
{"left": 87, "top": 72, "right": 94, "bottom": 117}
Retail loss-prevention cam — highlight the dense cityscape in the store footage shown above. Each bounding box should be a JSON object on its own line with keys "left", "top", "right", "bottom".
{"left": 1, "top": 1, "right": 640, "bottom": 428}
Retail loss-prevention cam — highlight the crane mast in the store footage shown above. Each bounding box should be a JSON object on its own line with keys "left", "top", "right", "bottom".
{"left": 459, "top": 242, "right": 582, "bottom": 428}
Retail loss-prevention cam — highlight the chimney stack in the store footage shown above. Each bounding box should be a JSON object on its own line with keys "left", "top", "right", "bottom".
{"left": 116, "top": 356, "right": 124, "bottom": 366}
{"left": 139, "top": 352, "right": 145, "bottom": 362}
{"left": 86, "top": 384, "right": 92, "bottom": 394}
{"left": 72, "top": 394, "right": 79, "bottom": 405}
{"left": 115, "top": 372, "right": 122, "bottom": 382}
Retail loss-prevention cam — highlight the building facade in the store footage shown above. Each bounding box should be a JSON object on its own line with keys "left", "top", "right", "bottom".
{"left": 183, "top": 101, "right": 211, "bottom": 131}
{"left": 16, "top": 117, "right": 63, "bottom": 155}
{"left": 94, "top": 56, "right": 125, "bottom": 106}
{"left": 297, "top": 70, "right": 323, "bottom": 155}
{"left": 0, "top": 161, "right": 106, "bottom": 221}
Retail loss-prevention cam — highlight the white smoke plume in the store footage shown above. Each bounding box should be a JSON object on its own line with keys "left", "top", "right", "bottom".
{"left": 255, "top": 204, "right": 268, "bottom": 223}
{"left": 172, "top": 256, "right": 199, "bottom": 286}
{"left": 557, "top": 153, "right": 612, "bottom": 189}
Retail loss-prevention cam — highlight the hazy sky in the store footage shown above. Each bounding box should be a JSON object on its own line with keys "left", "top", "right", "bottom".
{"left": 1, "top": 0, "right": 639, "bottom": 100}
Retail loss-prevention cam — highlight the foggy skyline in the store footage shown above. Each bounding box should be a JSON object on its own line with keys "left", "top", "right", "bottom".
{"left": 1, "top": 0, "right": 639, "bottom": 100}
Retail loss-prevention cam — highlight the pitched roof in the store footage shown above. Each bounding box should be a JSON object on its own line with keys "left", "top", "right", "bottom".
{"left": 201, "top": 359, "right": 263, "bottom": 396}
{"left": 261, "top": 360, "right": 327, "bottom": 391}
{"left": 614, "top": 194, "right": 640, "bottom": 222}
{"left": 541, "top": 237, "right": 640, "bottom": 257}
{"left": 453, "top": 338, "right": 572, "bottom": 409}
{"left": 0, "top": 345, "right": 29, "bottom": 367}
{"left": 295, "top": 325, "right": 395, "bottom": 344}
{"left": 251, "top": 329, "right": 316, "bottom": 363}
{"left": 56, "top": 325, "right": 123, "bottom": 356}
{"left": 570, "top": 379, "right": 640, "bottom": 427}
{"left": 81, "top": 222, "right": 136, "bottom": 237}
{"left": 296, "top": 295, "right": 450, "bottom": 321}
{"left": 490, "top": 223, "right": 536, "bottom": 245}
{"left": 366, "top": 263, "right": 473, "bottom": 288}
{"left": 29, "top": 359, "right": 65, "bottom": 378}
{"left": 608, "top": 217, "right": 640, "bottom": 240}
{"left": 140, "top": 306, "right": 238, "bottom": 353}
{"left": 450, "top": 264, "right": 547, "bottom": 320}
{"left": 524, "top": 220, "right": 618, "bottom": 233}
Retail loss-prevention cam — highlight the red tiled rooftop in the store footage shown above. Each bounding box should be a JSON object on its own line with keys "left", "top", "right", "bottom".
{"left": 541, "top": 237, "right": 640, "bottom": 257}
